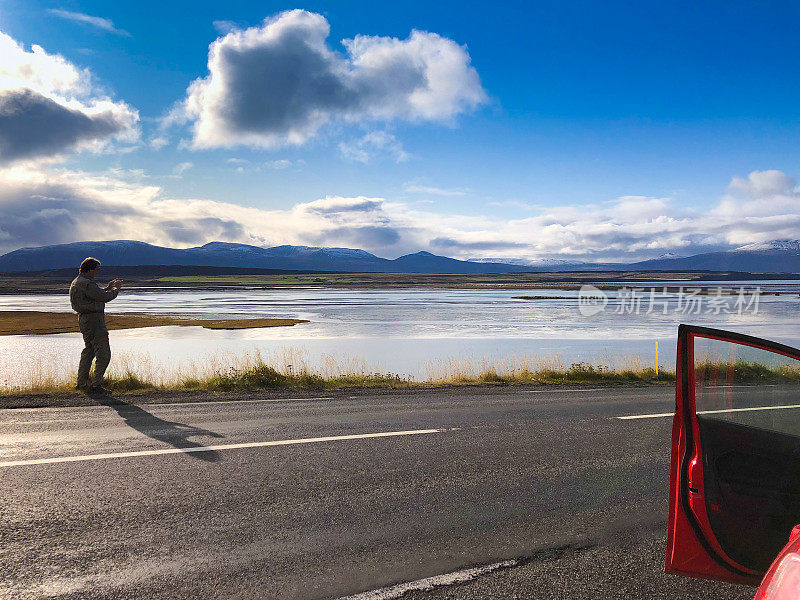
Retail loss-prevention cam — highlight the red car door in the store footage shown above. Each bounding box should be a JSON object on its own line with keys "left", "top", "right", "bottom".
{"left": 666, "top": 324, "right": 800, "bottom": 586}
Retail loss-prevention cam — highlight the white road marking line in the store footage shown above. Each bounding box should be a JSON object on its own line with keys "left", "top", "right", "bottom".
{"left": 136, "top": 396, "right": 334, "bottom": 407}
{"left": 704, "top": 384, "right": 784, "bottom": 389}
{"left": 0, "top": 397, "right": 337, "bottom": 424}
{"left": 0, "top": 397, "right": 335, "bottom": 417}
{"left": 523, "top": 388, "right": 607, "bottom": 393}
{"left": 616, "top": 411, "right": 674, "bottom": 420}
{"left": 617, "top": 403, "right": 800, "bottom": 420}
{"left": 0, "top": 428, "right": 443, "bottom": 468}
{"left": 336, "top": 560, "right": 518, "bottom": 600}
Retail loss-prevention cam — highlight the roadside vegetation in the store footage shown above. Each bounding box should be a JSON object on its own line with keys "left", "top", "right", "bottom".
{"left": 15, "top": 356, "right": 800, "bottom": 399}
{"left": 0, "top": 350, "right": 675, "bottom": 398}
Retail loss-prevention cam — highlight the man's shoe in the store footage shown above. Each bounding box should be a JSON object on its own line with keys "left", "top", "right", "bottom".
{"left": 86, "top": 385, "right": 112, "bottom": 396}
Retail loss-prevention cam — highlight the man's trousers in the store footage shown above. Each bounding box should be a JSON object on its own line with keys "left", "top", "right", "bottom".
{"left": 77, "top": 313, "right": 111, "bottom": 388}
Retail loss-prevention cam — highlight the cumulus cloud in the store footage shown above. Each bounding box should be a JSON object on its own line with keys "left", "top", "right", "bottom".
{"left": 0, "top": 165, "right": 425, "bottom": 255}
{"left": 0, "top": 165, "right": 260, "bottom": 252}
{"left": 48, "top": 9, "right": 131, "bottom": 37}
{"left": 173, "top": 10, "right": 486, "bottom": 149}
{"left": 727, "top": 169, "right": 796, "bottom": 199}
{"left": 338, "top": 131, "right": 409, "bottom": 163}
{"left": 0, "top": 90, "right": 133, "bottom": 163}
{"left": 2, "top": 164, "right": 800, "bottom": 263}
{"left": 713, "top": 170, "right": 800, "bottom": 220}
{"left": 0, "top": 30, "right": 138, "bottom": 164}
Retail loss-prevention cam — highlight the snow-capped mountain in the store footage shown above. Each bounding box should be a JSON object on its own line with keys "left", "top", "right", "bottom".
{"left": 470, "top": 257, "right": 583, "bottom": 266}
{"left": 732, "top": 240, "right": 800, "bottom": 253}
{"left": 468, "top": 257, "right": 625, "bottom": 271}
{"left": 629, "top": 240, "right": 800, "bottom": 272}
{"left": 654, "top": 252, "right": 684, "bottom": 260}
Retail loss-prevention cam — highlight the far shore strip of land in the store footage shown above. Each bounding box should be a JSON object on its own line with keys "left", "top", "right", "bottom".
{"left": 0, "top": 270, "right": 793, "bottom": 295}
{"left": 0, "top": 311, "right": 307, "bottom": 335}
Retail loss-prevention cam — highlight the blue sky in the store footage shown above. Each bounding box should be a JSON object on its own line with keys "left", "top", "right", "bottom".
{"left": 0, "top": 0, "right": 799, "bottom": 261}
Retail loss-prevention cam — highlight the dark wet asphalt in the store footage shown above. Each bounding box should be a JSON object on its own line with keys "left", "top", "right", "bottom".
{"left": 0, "top": 386, "right": 753, "bottom": 599}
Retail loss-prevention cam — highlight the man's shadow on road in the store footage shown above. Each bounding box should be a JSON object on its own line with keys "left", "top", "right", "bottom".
{"left": 97, "top": 396, "right": 225, "bottom": 462}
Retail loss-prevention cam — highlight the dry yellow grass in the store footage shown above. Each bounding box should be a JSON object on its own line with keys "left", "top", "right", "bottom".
{"left": 0, "top": 347, "right": 674, "bottom": 397}
{"left": 0, "top": 311, "right": 307, "bottom": 335}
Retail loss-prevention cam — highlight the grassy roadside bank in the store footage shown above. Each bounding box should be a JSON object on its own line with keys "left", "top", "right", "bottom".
{"left": 0, "top": 361, "right": 676, "bottom": 408}
{"left": 0, "top": 311, "right": 307, "bottom": 335}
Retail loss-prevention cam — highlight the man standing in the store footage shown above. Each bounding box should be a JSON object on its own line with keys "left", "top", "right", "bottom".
{"left": 69, "top": 257, "right": 123, "bottom": 395}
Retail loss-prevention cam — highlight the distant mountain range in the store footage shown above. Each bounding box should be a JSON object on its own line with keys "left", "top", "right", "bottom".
{"left": 0, "top": 240, "right": 533, "bottom": 274}
{"left": 470, "top": 257, "right": 623, "bottom": 271}
{"left": 627, "top": 240, "right": 800, "bottom": 272}
{"left": 477, "top": 241, "right": 800, "bottom": 273}
{"left": 3, "top": 239, "right": 800, "bottom": 274}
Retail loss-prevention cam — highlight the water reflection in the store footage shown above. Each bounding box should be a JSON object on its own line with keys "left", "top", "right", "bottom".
{"left": 2, "top": 285, "right": 800, "bottom": 385}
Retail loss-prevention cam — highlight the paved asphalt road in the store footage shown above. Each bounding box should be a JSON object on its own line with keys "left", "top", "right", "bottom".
{"left": 0, "top": 386, "right": 754, "bottom": 600}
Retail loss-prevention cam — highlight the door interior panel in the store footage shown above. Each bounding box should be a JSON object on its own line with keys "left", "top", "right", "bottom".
{"left": 698, "top": 415, "right": 800, "bottom": 571}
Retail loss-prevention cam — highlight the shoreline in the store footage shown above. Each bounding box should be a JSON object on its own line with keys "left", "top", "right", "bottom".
{"left": 0, "top": 270, "right": 794, "bottom": 295}
{"left": 0, "top": 311, "right": 307, "bottom": 335}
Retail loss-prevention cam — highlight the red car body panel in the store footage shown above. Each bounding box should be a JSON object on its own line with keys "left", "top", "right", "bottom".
{"left": 754, "top": 526, "right": 800, "bottom": 599}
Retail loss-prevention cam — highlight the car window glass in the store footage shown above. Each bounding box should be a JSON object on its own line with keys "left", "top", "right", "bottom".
{"left": 694, "top": 335, "right": 800, "bottom": 437}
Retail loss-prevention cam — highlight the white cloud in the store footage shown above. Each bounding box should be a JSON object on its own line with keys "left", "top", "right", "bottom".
{"left": 404, "top": 183, "right": 467, "bottom": 196}
{"left": 339, "top": 131, "right": 410, "bottom": 163}
{"left": 228, "top": 157, "right": 299, "bottom": 172}
{"left": 487, "top": 200, "right": 539, "bottom": 210}
{"left": 265, "top": 159, "right": 293, "bottom": 169}
{"left": 727, "top": 169, "right": 796, "bottom": 199}
{"left": 212, "top": 20, "right": 238, "bottom": 35}
{"left": 713, "top": 170, "right": 800, "bottom": 220}
{"left": 171, "top": 162, "right": 194, "bottom": 177}
{"left": 0, "top": 30, "right": 138, "bottom": 164}
{"left": 48, "top": 9, "right": 131, "bottom": 37}
{"left": 1, "top": 165, "right": 800, "bottom": 263}
{"left": 0, "top": 32, "right": 89, "bottom": 97}
{"left": 225, "top": 157, "right": 257, "bottom": 173}
{"left": 149, "top": 135, "right": 169, "bottom": 150}
{"left": 172, "top": 10, "right": 486, "bottom": 149}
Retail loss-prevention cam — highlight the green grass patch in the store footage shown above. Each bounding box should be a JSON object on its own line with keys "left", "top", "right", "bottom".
{"left": 438, "top": 362, "right": 674, "bottom": 386}
{"left": 179, "top": 363, "right": 413, "bottom": 391}
{"left": 0, "top": 355, "right": 675, "bottom": 398}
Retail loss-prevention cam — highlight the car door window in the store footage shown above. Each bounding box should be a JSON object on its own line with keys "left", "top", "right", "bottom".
{"left": 694, "top": 335, "right": 800, "bottom": 438}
